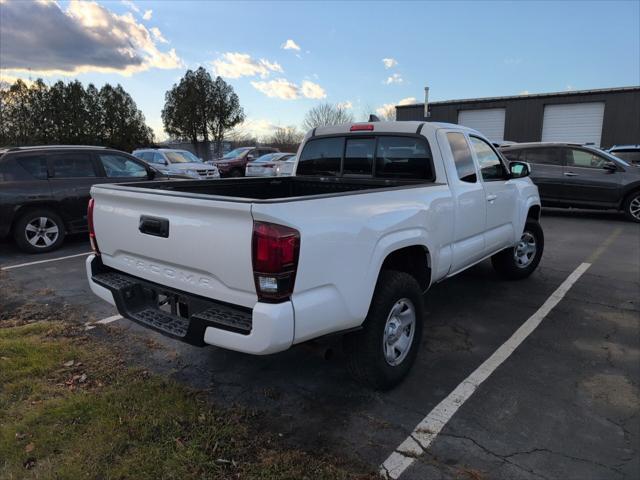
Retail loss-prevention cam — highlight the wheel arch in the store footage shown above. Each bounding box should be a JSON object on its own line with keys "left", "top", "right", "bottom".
{"left": 380, "top": 245, "right": 432, "bottom": 292}
{"left": 11, "top": 202, "right": 66, "bottom": 235}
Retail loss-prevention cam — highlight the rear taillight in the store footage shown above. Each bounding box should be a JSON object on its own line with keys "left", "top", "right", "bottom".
{"left": 252, "top": 221, "right": 300, "bottom": 302}
{"left": 87, "top": 198, "right": 100, "bottom": 255}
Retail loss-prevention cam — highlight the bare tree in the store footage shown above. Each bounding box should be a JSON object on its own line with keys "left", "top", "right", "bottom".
{"left": 302, "top": 103, "right": 354, "bottom": 132}
{"left": 268, "top": 127, "right": 303, "bottom": 149}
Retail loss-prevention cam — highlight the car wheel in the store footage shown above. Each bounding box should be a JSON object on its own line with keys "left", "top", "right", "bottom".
{"left": 229, "top": 168, "right": 244, "bottom": 177}
{"left": 623, "top": 190, "right": 640, "bottom": 223}
{"left": 491, "top": 219, "right": 544, "bottom": 280}
{"left": 13, "top": 209, "right": 66, "bottom": 253}
{"left": 344, "top": 270, "right": 424, "bottom": 390}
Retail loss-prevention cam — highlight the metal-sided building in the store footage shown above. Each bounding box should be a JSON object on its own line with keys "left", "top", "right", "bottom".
{"left": 395, "top": 86, "right": 640, "bottom": 148}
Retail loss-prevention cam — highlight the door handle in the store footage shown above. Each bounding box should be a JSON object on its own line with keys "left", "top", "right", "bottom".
{"left": 486, "top": 194, "right": 497, "bottom": 202}
{"left": 564, "top": 172, "right": 578, "bottom": 177}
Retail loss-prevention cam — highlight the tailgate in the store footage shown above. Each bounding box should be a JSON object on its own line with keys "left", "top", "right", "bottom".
{"left": 91, "top": 186, "right": 258, "bottom": 308}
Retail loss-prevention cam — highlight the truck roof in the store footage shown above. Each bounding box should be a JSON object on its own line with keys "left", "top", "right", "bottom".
{"left": 311, "top": 121, "right": 476, "bottom": 137}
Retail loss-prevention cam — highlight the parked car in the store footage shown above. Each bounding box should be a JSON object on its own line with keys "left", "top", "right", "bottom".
{"left": 245, "top": 152, "right": 295, "bottom": 177}
{"left": 212, "top": 146, "right": 279, "bottom": 177}
{"left": 132, "top": 148, "right": 219, "bottom": 179}
{"left": 500, "top": 142, "right": 640, "bottom": 222}
{"left": 86, "top": 121, "right": 542, "bottom": 390}
{"left": 274, "top": 156, "right": 296, "bottom": 176}
{"left": 608, "top": 144, "right": 640, "bottom": 166}
{"left": 0, "top": 145, "right": 174, "bottom": 253}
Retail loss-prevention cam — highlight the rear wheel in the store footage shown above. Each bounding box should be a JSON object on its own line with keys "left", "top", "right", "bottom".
{"left": 345, "top": 270, "right": 424, "bottom": 390}
{"left": 623, "top": 191, "right": 640, "bottom": 223}
{"left": 13, "top": 209, "right": 66, "bottom": 253}
{"left": 491, "top": 219, "right": 544, "bottom": 280}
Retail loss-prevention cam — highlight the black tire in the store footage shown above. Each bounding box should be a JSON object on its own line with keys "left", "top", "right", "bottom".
{"left": 13, "top": 209, "right": 66, "bottom": 253}
{"left": 622, "top": 190, "right": 640, "bottom": 223}
{"left": 491, "top": 219, "right": 544, "bottom": 280}
{"left": 344, "top": 270, "right": 424, "bottom": 390}
{"left": 229, "top": 168, "right": 244, "bottom": 177}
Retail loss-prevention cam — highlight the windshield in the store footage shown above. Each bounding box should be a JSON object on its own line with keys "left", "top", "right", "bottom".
{"left": 165, "top": 151, "right": 201, "bottom": 163}
{"left": 592, "top": 148, "right": 631, "bottom": 167}
{"left": 254, "top": 153, "right": 279, "bottom": 163}
{"left": 222, "top": 148, "right": 251, "bottom": 159}
{"left": 610, "top": 150, "right": 640, "bottom": 164}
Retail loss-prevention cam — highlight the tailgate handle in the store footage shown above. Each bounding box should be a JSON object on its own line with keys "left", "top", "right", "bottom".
{"left": 139, "top": 215, "right": 169, "bottom": 238}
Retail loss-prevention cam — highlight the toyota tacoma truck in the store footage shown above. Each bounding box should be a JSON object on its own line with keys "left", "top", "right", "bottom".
{"left": 86, "top": 121, "right": 543, "bottom": 390}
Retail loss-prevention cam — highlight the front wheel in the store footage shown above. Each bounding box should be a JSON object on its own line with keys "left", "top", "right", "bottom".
{"left": 491, "top": 219, "right": 544, "bottom": 280}
{"left": 344, "top": 270, "right": 424, "bottom": 390}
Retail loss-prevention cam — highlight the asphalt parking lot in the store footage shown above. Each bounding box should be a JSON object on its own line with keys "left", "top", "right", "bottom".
{"left": 1, "top": 209, "right": 638, "bottom": 480}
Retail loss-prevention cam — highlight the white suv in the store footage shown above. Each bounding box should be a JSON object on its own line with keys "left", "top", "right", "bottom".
{"left": 133, "top": 149, "right": 219, "bottom": 179}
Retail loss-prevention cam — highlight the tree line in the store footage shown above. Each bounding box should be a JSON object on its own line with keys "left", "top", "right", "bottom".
{"left": 1, "top": 68, "right": 370, "bottom": 155}
{"left": 0, "top": 79, "right": 154, "bottom": 152}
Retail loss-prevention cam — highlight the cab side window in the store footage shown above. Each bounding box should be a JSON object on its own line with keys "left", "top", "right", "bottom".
{"left": 446, "top": 132, "right": 477, "bottom": 183}
{"left": 469, "top": 136, "right": 509, "bottom": 181}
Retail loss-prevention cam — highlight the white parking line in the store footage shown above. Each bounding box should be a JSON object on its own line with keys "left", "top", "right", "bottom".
{"left": 1, "top": 252, "right": 92, "bottom": 271}
{"left": 85, "top": 314, "right": 122, "bottom": 330}
{"left": 380, "top": 262, "right": 592, "bottom": 479}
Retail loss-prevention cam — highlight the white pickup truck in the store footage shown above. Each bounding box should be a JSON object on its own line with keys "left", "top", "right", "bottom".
{"left": 86, "top": 121, "right": 543, "bottom": 389}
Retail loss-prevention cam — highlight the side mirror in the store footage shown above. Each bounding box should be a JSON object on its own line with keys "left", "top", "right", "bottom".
{"left": 146, "top": 168, "right": 157, "bottom": 180}
{"left": 509, "top": 161, "right": 530, "bottom": 178}
{"left": 603, "top": 161, "right": 617, "bottom": 172}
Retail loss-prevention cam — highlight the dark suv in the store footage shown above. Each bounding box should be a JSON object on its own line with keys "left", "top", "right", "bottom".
{"left": 212, "top": 146, "right": 279, "bottom": 177}
{"left": 500, "top": 142, "right": 640, "bottom": 222}
{"left": 0, "top": 146, "right": 167, "bottom": 253}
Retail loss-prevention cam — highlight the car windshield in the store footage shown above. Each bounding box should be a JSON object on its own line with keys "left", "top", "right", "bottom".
{"left": 222, "top": 148, "right": 251, "bottom": 159}
{"left": 165, "top": 151, "right": 201, "bottom": 163}
{"left": 591, "top": 148, "right": 631, "bottom": 167}
{"left": 254, "top": 153, "right": 280, "bottom": 163}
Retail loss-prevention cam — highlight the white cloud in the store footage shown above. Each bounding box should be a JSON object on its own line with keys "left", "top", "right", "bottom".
{"left": 504, "top": 57, "right": 522, "bottom": 65}
{"left": 397, "top": 97, "right": 416, "bottom": 106}
{"left": 376, "top": 103, "right": 396, "bottom": 120}
{"left": 0, "top": 0, "right": 182, "bottom": 76}
{"left": 382, "top": 58, "right": 398, "bottom": 69}
{"left": 143, "top": 9, "right": 152, "bottom": 20}
{"left": 566, "top": 84, "right": 575, "bottom": 91}
{"left": 251, "top": 78, "right": 300, "bottom": 99}
{"left": 301, "top": 80, "right": 326, "bottom": 99}
{"left": 0, "top": 72, "right": 33, "bottom": 87}
{"left": 519, "top": 90, "right": 530, "bottom": 95}
{"left": 150, "top": 27, "right": 168, "bottom": 43}
{"left": 231, "top": 118, "right": 280, "bottom": 139}
{"left": 384, "top": 73, "right": 403, "bottom": 85}
{"left": 281, "top": 39, "right": 301, "bottom": 51}
{"left": 121, "top": 0, "right": 140, "bottom": 14}
{"left": 212, "top": 52, "right": 283, "bottom": 79}
{"left": 251, "top": 78, "right": 327, "bottom": 100}
{"left": 375, "top": 97, "right": 417, "bottom": 120}
{"left": 337, "top": 101, "right": 353, "bottom": 110}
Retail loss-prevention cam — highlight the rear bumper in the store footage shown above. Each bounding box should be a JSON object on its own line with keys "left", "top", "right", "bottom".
{"left": 86, "top": 255, "right": 293, "bottom": 354}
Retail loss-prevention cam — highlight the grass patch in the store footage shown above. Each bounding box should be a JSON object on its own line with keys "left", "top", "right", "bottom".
{"left": 0, "top": 319, "right": 376, "bottom": 479}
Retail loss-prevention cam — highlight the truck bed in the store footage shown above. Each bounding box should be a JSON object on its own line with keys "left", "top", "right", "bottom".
{"left": 102, "top": 176, "right": 429, "bottom": 202}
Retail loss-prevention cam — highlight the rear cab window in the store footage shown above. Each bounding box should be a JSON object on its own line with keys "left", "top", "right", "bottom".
{"left": 297, "top": 135, "right": 433, "bottom": 180}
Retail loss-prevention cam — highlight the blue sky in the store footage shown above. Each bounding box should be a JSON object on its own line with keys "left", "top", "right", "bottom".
{"left": 1, "top": 0, "right": 639, "bottom": 140}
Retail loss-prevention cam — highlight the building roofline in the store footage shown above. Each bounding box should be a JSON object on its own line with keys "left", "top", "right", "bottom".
{"left": 396, "top": 86, "right": 640, "bottom": 109}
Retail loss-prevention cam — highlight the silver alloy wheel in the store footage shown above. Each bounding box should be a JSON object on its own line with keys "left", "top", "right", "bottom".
{"left": 629, "top": 195, "right": 640, "bottom": 221}
{"left": 382, "top": 298, "right": 416, "bottom": 366}
{"left": 514, "top": 231, "right": 537, "bottom": 268}
{"left": 25, "top": 216, "right": 59, "bottom": 248}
